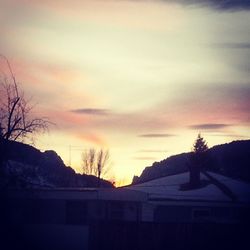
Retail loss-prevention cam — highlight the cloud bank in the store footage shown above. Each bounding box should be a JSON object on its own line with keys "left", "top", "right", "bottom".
{"left": 163, "top": 0, "right": 250, "bottom": 10}
{"left": 70, "top": 108, "right": 111, "bottom": 116}
{"left": 138, "top": 133, "right": 176, "bottom": 138}
{"left": 211, "top": 43, "right": 250, "bottom": 49}
{"left": 189, "top": 123, "right": 231, "bottom": 130}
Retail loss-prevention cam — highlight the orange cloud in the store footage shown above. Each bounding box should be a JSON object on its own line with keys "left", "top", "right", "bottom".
{"left": 77, "top": 133, "right": 106, "bottom": 146}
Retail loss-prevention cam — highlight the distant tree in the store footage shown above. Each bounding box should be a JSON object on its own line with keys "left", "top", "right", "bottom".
{"left": 192, "top": 133, "right": 208, "bottom": 155}
{"left": 189, "top": 133, "right": 208, "bottom": 188}
{"left": 96, "top": 149, "right": 110, "bottom": 182}
{"left": 82, "top": 148, "right": 111, "bottom": 186}
{"left": 0, "top": 56, "right": 50, "bottom": 169}
{"left": 189, "top": 134, "right": 237, "bottom": 201}
{"left": 82, "top": 148, "right": 97, "bottom": 176}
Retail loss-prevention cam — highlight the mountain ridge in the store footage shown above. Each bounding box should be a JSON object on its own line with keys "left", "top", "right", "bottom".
{"left": 0, "top": 140, "right": 113, "bottom": 188}
{"left": 132, "top": 140, "right": 250, "bottom": 184}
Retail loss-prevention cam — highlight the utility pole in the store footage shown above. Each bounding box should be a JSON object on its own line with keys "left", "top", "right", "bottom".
{"left": 68, "top": 145, "right": 71, "bottom": 166}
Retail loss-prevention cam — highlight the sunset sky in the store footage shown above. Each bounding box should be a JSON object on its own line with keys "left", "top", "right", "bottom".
{"left": 1, "top": 0, "right": 249, "bottom": 185}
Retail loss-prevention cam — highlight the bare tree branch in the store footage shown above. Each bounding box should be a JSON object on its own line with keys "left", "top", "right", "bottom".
{"left": 0, "top": 56, "right": 51, "bottom": 143}
{"left": 82, "top": 148, "right": 97, "bottom": 175}
{"left": 82, "top": 148, "right": 111, "bottom": 186}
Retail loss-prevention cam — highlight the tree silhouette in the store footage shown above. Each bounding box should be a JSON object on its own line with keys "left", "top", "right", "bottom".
{"left": 0, "top": 56, "right": 49, "bottom": 142}
{"left": 82, "top": 148, "right": 111, "bottom": 187}
{"left": 82, "top": 148, "right": 97, "bottom": 176}
{"left": 193, "top": 133, "right": 208, "bottom": 154}
{"left": 189, "top": 133, "right": 208, "bottom": 188}
{"left": 0, "top": 56, "right": 50, "bottom": 169}
{"left": 96, "top": 149, "right": 110, "bottom": 186}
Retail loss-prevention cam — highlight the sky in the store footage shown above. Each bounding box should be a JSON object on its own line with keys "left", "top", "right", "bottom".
{"left": 0, "top": 0, "right": 250, "bottom": 186}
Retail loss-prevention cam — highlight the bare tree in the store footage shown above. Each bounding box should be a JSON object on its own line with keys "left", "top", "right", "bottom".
{"left": 81, "top": 148, "right": 97, "bottom": 176}
{"left": 82, "top": 148, "right": 111, "bottom": 186}
{"left": 0, "top": 56, "right": 49, "bottom": 142}
{"left": 0, "top": 56, "right": 50, "bottom": 170}
{"left": 96, "top": 149, "right": 110, "bottom": 180}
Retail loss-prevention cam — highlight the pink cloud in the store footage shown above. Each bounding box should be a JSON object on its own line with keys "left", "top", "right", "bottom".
{"left": 2, "top": 0, "right": 183, "bottom": 32}
{"left": 77, "top": 133, "right": 107, "bottom": 146}
{"left": 76, "top": 82, "right": 250, "bottom": 136}
{"left": 0, "top": 58, "right": 93, "bottom": 111}
{"left": 38, "top": 108, "right": 89, "bottom": 129}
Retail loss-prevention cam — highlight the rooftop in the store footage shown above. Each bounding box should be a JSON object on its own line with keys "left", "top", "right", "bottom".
{"left": 125, "top": 172, "right": 250, "bottom": 203}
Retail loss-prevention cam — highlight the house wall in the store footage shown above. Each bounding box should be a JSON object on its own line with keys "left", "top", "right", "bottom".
{"left": 2, "top": 192, "right": 143, "bottom": 250}
{"left": 153, "top": 203, "right": 250, "bottom": 223}
{"left": 2, "top": 189, "right": 250, "bottom": 250}
{"left": 88, "top": 221, "right": 249, "bottom": 250}
{"left": 5, "top": 224, "right": 89, "bottom": 250}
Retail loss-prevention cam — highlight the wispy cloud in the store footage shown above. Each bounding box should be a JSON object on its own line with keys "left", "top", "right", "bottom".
{"left": 70, "top": 108, "right": 111, "bottom": 116}
{"left": 211, "top": 42, "right": 250, "bottom": 49}
{"left": 162, "top": 0, "right": 250, "bottom": 11}
{"left": 160, "top": 83, "right": 250, "bottom": 126}
{"left": 204, "top": 133, "right": 248, "bottom": 138}
{"left": 76, "top": 133, "right": 106, "bottom": 146}
{"left": 189, "top": 123, "right": 231, "bottom": 130}
{"left": 137, "top": 149, "right": 168, "bottom": 153}
{"left": 133, "top": 156, "right": 157, "bottom": 161}
{"left": 138, "top": 133, "right": 176, "bottom": 138}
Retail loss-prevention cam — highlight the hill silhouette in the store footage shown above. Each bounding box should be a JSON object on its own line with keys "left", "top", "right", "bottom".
{"left": 0, "top": 140, "right": 113, "bottom": 188}
{"left": 132, "top": 140, "right": 250, "bottom": 184}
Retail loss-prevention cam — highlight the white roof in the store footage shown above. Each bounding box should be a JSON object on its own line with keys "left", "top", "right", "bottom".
{"left": 126, "top": 172, "right": 250, "bottom": 203}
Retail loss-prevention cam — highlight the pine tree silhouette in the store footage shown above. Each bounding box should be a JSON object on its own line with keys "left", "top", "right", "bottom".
{"left": 189, "top": 133, "right": 208, "bottom": 188}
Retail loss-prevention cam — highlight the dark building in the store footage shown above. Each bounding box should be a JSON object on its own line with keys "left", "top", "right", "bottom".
{"left": 2, "top": 172, "right": 250, "bottom": 250}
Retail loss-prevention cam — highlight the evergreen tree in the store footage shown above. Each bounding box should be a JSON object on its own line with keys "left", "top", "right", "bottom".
{"left": 189, "top": 133, "right": 208, "bottom": 188}
{"left": 192, "top": 133, "right": 208, "bottom": 154}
